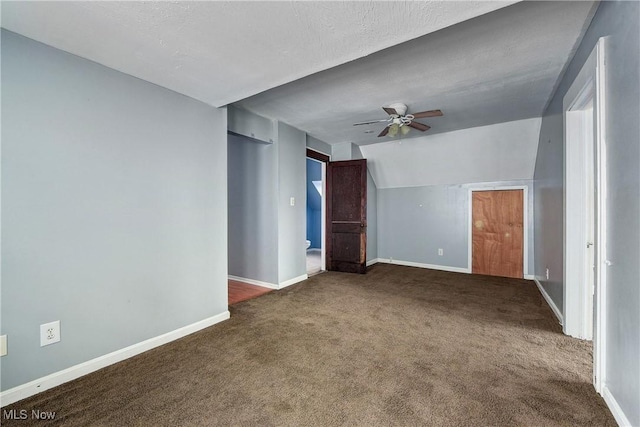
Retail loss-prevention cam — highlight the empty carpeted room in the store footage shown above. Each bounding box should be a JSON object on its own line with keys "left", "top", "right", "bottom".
{"left": 1, "top": 1, "right": 638, "bottom": 426}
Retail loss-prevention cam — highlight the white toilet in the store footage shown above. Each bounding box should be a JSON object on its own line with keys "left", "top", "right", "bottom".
{"left": 306, "top": 240, "right": 311, "bottom": 250}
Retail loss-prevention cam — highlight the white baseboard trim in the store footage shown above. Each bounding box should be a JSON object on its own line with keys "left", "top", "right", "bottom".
{"left": 0, "top": 311, "right": 230, "bottom": 407}
{"left": 366, "top": 258, "right": 380, "bottom": 267}
{"left": 228, "top": 275, "right": 278, "bottom": 290}
{"left": 533, "top": 278, "right": 563, "bottom": 325}
{"left": 229, "top": 274, "right": 308, "bottom": 290}
{"left": 603, "top": 386, "right": 633, "bottom": 427}
{"left": 279, "top": 274, "right": 308, "bottom": 289}
{"left": 524, "top": 274, "right": 535, "bottom": 280}
{"left": 377, "top": 258, "right": 471, "bottom": 274}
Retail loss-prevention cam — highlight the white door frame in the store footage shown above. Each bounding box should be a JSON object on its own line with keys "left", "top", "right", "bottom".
{"left": 320, "top": 161, "right": 327, "bottom": 271}
{"left": 468, "top": 186, "right": 529, "bottom": 277}
{"left": 306, "top": 148, "right": 329, "bottom": 272}
{"left": 563, "top": 38, "right": 607, "bottom": 393}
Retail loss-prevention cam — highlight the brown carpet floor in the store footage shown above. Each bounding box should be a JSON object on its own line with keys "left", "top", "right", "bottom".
{"left": 2, "top": 264, "right": 615, "bottom": 426}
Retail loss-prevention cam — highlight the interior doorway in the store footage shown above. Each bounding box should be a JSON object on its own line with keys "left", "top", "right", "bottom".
{"left": 306, "top": 149, "right": 329, "bottom": 275}
{"left": 565, "top": 74, "right": 598, "bottom": 343}
{"left": 563, "top": 38, "right": 607, "bottom": 392}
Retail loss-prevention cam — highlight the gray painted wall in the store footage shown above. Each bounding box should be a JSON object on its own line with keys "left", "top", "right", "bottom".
{"left": 331, "top": 142, "right": 353, "bottom": 161}
{"left": 306, "top": 135, "right": 331, "bottom": 157}
{"left": 533, "top": 111, "right": 564, "bottom": 307}
{"left": 228, "top": 133, "right": 279, "bottom": 284}
{"left": 227, "top": 115, "right": 307, "bottom": 285}
{"left": 533, "top": 2, "right": 639, "bottom": 423}
{"left": 277, "top": 122, "right": 307, "bottom": 283}
{"left": 351, "top": 143, "right": 364, "bottom": 160}
{"left": 228, "top": 105, "right": 274, "bottom": 143}
{"left": 366, "top": 171, "right": 378, "bottom": 262}
{"left": 1, "top": 31, "right": 229, "bottom": 391}
{"left": 378, "top": 180, "right": 534, "bottom": 273}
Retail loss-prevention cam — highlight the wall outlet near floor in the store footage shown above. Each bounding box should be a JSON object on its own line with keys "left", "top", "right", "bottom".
{"left": 438, "top": 248, "right": 444, "bottom": 256}
{"left": 546, "top": 267, "right": 550, "bottom": 280}
{"left": 290, "top": 197, "right": 295, "bottom": 206}
{"left": 0, "top": 335, "right": 7, "bottom": 356}
{"left": 40, "top": 320, "right": 61, "bottom": 347}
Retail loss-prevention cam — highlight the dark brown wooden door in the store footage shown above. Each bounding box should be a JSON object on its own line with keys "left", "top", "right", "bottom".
{"left": 472, "top": 190, "right": 523, "bottom": 278}
{"left": 327, "top": 159, "right": 367, "bottom": 274}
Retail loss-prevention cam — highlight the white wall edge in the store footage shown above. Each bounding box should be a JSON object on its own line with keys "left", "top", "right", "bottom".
{"left": 279, "top": 274, "right": 308, "bottom": 289}
{"left": 228, "top": 275, "right": 278, "bottom": 290}
{"left": 534, "top": 278, "right": 563, "bottom": 326}
{"left": 366, "top": 258, "right": 380, "bottom": 267}
{"left": 378, "top": 258, "right": 471, "bottom": 274}
{"left": 602, "top": 386, "right": 633, "bottom": 427}
{"left": 0, "top": 311, "right": 230, "bottom": 407}
{"left": 524, "top": 274, "right": 535, "bottom": 280}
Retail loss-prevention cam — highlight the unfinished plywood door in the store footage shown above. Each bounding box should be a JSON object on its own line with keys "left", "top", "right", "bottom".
{"left": 472, "top": 190, "right": 523, "bottom": 278}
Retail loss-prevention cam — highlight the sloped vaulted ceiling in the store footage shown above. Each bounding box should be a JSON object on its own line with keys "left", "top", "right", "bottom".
{"left": 360, "top": 118, "right": 542, "bottom": 189}
{"left": 237, "top": 1, "right": 598, "bottom": 146}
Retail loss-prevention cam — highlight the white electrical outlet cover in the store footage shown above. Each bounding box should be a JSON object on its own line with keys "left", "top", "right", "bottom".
{"left": 40, "top": 320, "right": 61, "bottom": 346}
{"left": 0, "top": 335, "right": 7, "bottom": 357}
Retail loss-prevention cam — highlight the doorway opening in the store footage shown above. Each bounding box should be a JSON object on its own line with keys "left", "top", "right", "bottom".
{"left": 306, "top": 149, "right": 329, "bottom": 275}
{"left": 563, "top": 37, "right": 607, "bottom": 392}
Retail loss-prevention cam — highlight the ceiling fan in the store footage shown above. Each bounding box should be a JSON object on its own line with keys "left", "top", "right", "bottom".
{"left": 353, "top": 103, "right": 443, "bottom": 137}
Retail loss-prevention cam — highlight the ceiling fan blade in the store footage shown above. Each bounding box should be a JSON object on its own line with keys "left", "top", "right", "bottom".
{"left": 408, "top": 121, "right": 431, "bottom": 132}
{"left": 353, "top": 119, "right": 390, "bottom": 126}
{"left": 411, "top": 109, "right": 443, "bottom": 119}
{"left": 382, "top": 107, "right": 398, "bottom": 116}
{"left": 378, "top": 126, "right": 390, "bottom": 137}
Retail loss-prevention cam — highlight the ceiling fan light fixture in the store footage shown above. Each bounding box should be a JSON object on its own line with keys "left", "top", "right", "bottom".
{"left": 353, "top": 104, "right": 443, "bottom": 138}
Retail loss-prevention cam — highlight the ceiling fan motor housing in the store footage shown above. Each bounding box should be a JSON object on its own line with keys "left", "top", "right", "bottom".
{"left": 387, "top": 102, "right": 408, "bottom": 116}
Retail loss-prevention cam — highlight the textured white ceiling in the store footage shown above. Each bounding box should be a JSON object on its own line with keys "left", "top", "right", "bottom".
{"left": 0, "top": 1, "right": 516, "bottom": 108}
{"left": 1, "top": 1, "right": 597, "bottom": 191}
{"left": 360, "top": 118, "right": 542, "bottom": 189}
{"left": 237, "top": 1, "right": 597, "bottom": 146}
